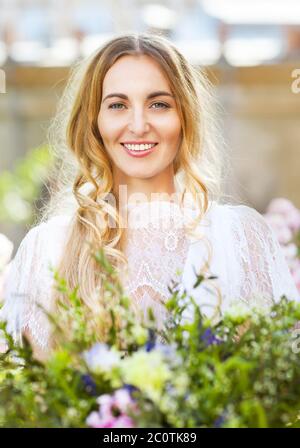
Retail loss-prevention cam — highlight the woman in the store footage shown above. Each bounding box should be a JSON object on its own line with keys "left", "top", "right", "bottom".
{"left": 1, "top": 33, "right": 298, "bottom": 361}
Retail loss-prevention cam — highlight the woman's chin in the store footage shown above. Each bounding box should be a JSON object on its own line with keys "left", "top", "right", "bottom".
{"left": 121, "top": 169, "right": 158, "bottom": 180}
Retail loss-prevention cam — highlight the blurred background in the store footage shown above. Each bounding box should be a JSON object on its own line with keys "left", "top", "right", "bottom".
{"left": 0, "top": 0, "right": 299, "bottom": 252}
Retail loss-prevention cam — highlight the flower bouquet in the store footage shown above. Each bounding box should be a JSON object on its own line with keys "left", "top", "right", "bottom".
{"left": 1, "top": 245, "right": 300, "bottom": 428}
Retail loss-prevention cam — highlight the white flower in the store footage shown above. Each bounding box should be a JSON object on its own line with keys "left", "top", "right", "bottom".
{"left": 0, "top": 233, "right": 13, "bottom": 272}
{"left": 225, "top": 301, "right": 252, "bottom": 319}
{"left": 83, "top": 342, "right": 121, "bottom": 373}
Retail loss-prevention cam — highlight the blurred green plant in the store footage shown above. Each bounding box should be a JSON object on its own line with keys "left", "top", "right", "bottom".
{"left": 0, "top": 248, "right": 300, "bottom": 428}
{"left": 0, "top": 145, "right": 53, "bottom": 223}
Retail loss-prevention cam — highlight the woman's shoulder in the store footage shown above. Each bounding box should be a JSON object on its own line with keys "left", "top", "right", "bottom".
{"left": 26, "top": 214, "right": 74, "bottom": 240}
{"left": 204, "top": 200, "right": 274, "bottom": 243}
{"left": 210, "top": 200, "right": 258, "bottom": 214}
{"left": 14, "top": 214, "right": 74, "bottom": 267}
{"left": 209, "top": 200, "right": 267, "bottom": 225}
{"left": 209, "top": 200, "right": 284, "bottom": 254}
{"left": 36, "top": 214, "right": 74, "bottom": 230}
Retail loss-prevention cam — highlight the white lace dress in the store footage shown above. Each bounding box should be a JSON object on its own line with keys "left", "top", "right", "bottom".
{"left": 119, "top": 201, "right": 192, "bottom": 334}
{"left": 0, "top": 200, "right": 299, "bottom": 353}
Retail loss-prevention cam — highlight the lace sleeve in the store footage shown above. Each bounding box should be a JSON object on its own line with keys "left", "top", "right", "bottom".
{"left": 228, "top": 204, "right": 299, "bottom": 307}
{"left": 0, "top": 216, "right": 70, "bottom": 350}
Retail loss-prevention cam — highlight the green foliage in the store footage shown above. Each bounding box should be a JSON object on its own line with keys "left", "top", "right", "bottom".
{"left": 0, "top": 145, "right": 53, "bottom": 223}
{"left": 0, "top": 248, "right": 300, "bottom": 428}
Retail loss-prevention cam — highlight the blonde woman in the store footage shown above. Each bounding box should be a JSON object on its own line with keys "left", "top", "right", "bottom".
{"left": 0, "top": 33, "right": 298, "bottom": 361}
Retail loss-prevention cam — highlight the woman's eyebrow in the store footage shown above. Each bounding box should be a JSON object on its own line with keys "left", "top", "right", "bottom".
{"left": 102, "top": 90, "right": 174, "bottom": 102}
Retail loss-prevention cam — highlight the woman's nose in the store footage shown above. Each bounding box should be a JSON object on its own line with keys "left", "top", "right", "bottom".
{"left": 128, "top": 110, "right": 150, "bottom": 135}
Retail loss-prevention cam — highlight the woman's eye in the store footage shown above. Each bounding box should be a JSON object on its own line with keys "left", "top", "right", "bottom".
{"left": 151, "top": 102, "right": 169, "bottom": 109}
{"left": 108, "top": 103, "right": 125, "bottom": 110}
{"left": 108, "top": 102, "right": 169, "bottom": 110}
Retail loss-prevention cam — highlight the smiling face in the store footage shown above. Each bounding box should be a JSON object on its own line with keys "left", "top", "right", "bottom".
{"left": 97, "top": 54, "right": 182, "bottom": 193}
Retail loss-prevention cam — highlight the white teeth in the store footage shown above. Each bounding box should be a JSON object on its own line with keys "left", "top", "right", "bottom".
{"left": 123, "top": 143, "right": 156, "bottom": 151}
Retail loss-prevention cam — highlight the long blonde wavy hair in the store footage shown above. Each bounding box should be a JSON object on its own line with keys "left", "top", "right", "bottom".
{"left": 41, "top": 32, "right": 230, "bottom": 323}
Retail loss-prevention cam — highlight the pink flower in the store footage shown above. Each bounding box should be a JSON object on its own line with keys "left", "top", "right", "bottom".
{"left": 266, "top": 198, "right": 300, "bottom": 232}
{"left": 111, "top": 415, "right": 135, "bottom": 428}
{"left": 113, "top": 388, "right": 135, "bottom": 412}
{"left": 86, "top": 411, "right": 106, "bottom": 428}
{"left": 86, "top": 388, "right": 137, "bottom": 428}
{"left": 290, "top": 259, "right": 300, "bottom": 290}
{"left": 264, "top": 214, "right": 293, "bottom": 244}
{"left": 267, "top": 197, "right": 294, "bottom": 214}
{"left": 282, "top": 243, "right": 298, "bottom": 261}
{"left": 96, "top": 394, "right": 114, "bottom": 419}
{"left": 264, "top": 198, "right": 300, "bottom": 294}
{"left": 86, "top": 411, "right": 135, "bottom": 428}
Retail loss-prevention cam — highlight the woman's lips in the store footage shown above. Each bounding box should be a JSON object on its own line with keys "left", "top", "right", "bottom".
{"left": 121, "top": 143, "right": 158, "bottom": 158}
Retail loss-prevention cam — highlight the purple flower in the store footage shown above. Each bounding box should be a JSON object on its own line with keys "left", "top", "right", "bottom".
{"left": 145, "top": 329, "right": 156, "bottom": 352}
{"left": 123, "top": 383, "right": 139, "bottom": 395}
{"left": 214, "top": 414, "right": 226, "bottom": 427}
{"left": 201, "top": 328, "right": 222, "bottom": 347}
{"left": 81, "top": 374, "right": 97, "bottom": 396}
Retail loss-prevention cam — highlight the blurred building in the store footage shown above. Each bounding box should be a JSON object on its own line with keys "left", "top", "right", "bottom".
{"left": 0, "top": 0, "right": 300, "bottom": 236}
{"left": 1, "top": 0, "right": 300, "bottom": 66}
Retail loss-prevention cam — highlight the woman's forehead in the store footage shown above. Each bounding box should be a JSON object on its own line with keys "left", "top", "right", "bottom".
{"left": 102, "top": 55, "right": 171, "bottom": 92}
